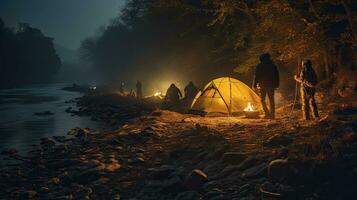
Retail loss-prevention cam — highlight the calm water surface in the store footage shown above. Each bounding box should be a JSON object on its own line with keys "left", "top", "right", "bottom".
{"left": 0, "top": 84, "right": 107, "bottom": 154}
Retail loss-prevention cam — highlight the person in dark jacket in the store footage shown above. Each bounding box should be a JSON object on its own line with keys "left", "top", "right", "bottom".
{"left": 136, "top": 80, "right": 142, "bottom": 99}
{"left": 165, "top": 83, "right": 182, "bottom": 102}
{"left": 184, "top": 81, "right": 198, "bottom": 100}
{"left": 294, "top": 59, "right": 319, "bottom": 120}
{"left": 253, "top": 53, "right": 279, "bottom": 119}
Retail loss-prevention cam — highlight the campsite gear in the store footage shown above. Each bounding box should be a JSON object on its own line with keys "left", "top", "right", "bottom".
{"left": 136, "top": 81, "right": 142, "bottom": 99}
{"left": 290, "top": 57, "right": 302, "bottom": 115}
{"left": 184, "top": 81, "right": 199, "bottom": 100}
{"left": 253, "top": 53, "right": 279, "bottom": 119}
{"left": 190, "top": 77, "right": 261, "bottom": 115}
{"left": 165, "top": 84, "right": 182, "bottom": 102}
{"left": 295, "top": 60, "right": 319, "bottom": 120}
{"left": 252, "top": 53, "right": 279, "bottom": 89}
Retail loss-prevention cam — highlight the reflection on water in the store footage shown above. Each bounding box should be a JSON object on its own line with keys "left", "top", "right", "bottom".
{"left": 0, "top": 84, "right": 107, "bottom": 154}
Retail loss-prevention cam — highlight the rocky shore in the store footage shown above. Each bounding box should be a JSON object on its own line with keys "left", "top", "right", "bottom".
{"left": 0, "top": 94, "right": 356, "bottom": 199}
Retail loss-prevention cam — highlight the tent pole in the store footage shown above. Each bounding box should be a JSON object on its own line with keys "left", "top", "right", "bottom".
{"left": 229, "top": 77, "right": 232, "bottom": 115}
{"left": 212, "top": 81, "right": 230, "bottom": 115}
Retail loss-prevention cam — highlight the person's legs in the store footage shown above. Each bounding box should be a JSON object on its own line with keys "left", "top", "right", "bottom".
{"left": 260, "top": 88, "right": 269, "bottom": 117}
{"left": 301, "top": 87, "right": 310, "bottom": 120}
{"left": 309, "top": 92, "right": 319, "bottom": 119}
{"left": 267, "top": 88, "right": 275, "bottom": 119}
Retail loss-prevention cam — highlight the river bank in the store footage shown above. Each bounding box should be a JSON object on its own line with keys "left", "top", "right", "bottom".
{"left": 0, "top": 93, "right": 356, "bottom": 199}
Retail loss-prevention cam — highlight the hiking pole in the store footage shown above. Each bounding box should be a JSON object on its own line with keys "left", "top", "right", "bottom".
{"left": 290, "top": 56, "right": 301, "bottom": 116}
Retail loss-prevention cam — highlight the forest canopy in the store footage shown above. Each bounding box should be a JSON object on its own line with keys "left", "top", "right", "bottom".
{"left": 80, "top": 0, "right": 356, "bottom": 95}
{"left": 0, "top": 19, "right": 61, "bottom": 89}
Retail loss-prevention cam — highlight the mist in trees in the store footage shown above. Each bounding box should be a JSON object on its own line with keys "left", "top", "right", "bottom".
{"left": 0, "top": 19, "right": 61, "bottom": 89}
{"left": 80, "top": 0, "right": 356, "bottom": 95}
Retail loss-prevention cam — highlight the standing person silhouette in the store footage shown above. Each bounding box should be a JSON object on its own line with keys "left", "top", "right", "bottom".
{"left": 252, "top": 53, "right": 280, "bottom": 119}
{"left": 136, "top": 80, "right": 142, "bottom": 99}
{"left": 294, "top": 59, "right": 319, "bottom": 120}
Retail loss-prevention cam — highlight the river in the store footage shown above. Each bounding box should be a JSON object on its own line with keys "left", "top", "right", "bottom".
{"left": 0, "top": 84, "right": 107, "bottom": 154}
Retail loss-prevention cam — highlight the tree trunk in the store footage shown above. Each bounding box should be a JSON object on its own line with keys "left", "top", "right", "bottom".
{"left": 341, "top": 0, "right": 357, "bottom": 43}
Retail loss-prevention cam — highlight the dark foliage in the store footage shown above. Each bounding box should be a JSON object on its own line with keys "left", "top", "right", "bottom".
{"left": 80, "top": 0, "right": 356, "bottom": 96}
{"left": 0, "top": 19, "right": 61, "bottom": 89}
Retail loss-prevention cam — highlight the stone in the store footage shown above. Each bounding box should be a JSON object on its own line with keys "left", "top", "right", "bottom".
{"left": 203, "top": 188, "right": 223, "bottom": 199}
{"left": 268, "top": 159, "right": 296, "bottom": 183}
{"left": 26, "top": 190, "right": 37, "bottom": 199}
{"left": 72, "top": 167, "right": 101, "bottom": 184}
{"left": 237, "top": 156, "right": 256, "bottom": 171}
{"left": 221, "top": 152, "right": 247, "bottom": 164}
{"left": 161, "top": 176, "right": 185, "bottom": 193}
{"left": 148, "top": 165, "right": 177, "bottom": 180}
{"left": 104, "top": 158, "right": 121, "bottom": 172}
{"left": 48, "top": 177, "right": 61, "bottom": 185}
{"left": 264, "top": 134, "right": 293, "bottom": 147}
{"left": 175, "top": 191, "right": 200, "bottom": 200}
{"left": 128, "top": 156, "right": 145, "bottom": 164}
{"left": 184, "top": 169, "right": 208, "bottom": 190}
{"left": 40, "top": 137, "right": 56, "bottom": 146}
{"left": 210, "top": 165, "right": 239, "bottom": 180}
{"left": 241, "top": 162, "right": 267, "bottom": 178}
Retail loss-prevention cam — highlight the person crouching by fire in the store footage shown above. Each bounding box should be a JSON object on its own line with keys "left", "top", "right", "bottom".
{"left": 164, "top": 83, "right": 182, "bottom": 103}
{"left": 253, "top": 53, "right": 280, "bottom": 119}
{"left": 294, "top": 59, "right": 319, "bottom": 120}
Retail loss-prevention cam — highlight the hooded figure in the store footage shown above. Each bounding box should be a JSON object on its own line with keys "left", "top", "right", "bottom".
{"left": 295, "top": 59, "right": 319, "bottom": 120}
{"left": 253, "top": 53, "right": 280, "bottom": 119}
{"left": 165, "top": 83, "right": 182, "bottom": 102}
{"left": 184, "top": 81, "right": 198, "bottom": 100}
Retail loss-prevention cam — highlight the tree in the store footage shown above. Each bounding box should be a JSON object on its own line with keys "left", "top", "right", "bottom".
{"left": 0, "top": 19, "right": 61, "bottom": 88}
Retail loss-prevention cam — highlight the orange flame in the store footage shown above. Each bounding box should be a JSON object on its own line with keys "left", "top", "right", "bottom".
{"left": 244, "top": 102, "right": 254, "bottom": 112}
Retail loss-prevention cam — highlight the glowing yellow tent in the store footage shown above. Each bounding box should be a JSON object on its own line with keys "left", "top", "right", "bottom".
{"left": 190, "top": 77, "right": 261, "bottom": 115}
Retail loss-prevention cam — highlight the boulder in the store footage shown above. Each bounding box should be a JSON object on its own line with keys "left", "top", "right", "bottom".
{"left": 161, "top": 176, "right": 185, "bottom": 193}
{"left": 40, "top": 137, "right": 56, "bottom": 146}
{"left": 221, "top": 152, "right": 247, "bottom": 164}
{"left": 184, "top": 169, "right": 208, "bottom": 190}
{"left": 237, "top": 156, "right": 256, "bottom": 171}
{"left": 268, "top": 159, "right": 296, "bottom": 183}
{"left": 72, "top": 167, "right": 101, "bottom": 184}
{"left": 203, "top": 188, "right": 224, "bottom": 199}
{"left": 264, "top": 134, "right": 293, "bottom": 147}
{"left": 241, "top": 162, "right": 267, "bottom": 178}
{"left": 128, "top": 156, "right": 145, "bottom": 164}
{"left": 148, "top": 165, "right": 177, "bottom": 180}
{"left": 175, "top": 191, "right": 200, "bottom": 200}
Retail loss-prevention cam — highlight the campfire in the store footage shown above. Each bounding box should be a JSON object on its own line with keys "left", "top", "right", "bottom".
{"left": 145, "top": 91, "right": 165, "bottom": 99}
{"left": 243, "top": 102, "right": 260, "bottom": 118}
{"left": 154, "top": 92, "right": 162, "bottom": 97}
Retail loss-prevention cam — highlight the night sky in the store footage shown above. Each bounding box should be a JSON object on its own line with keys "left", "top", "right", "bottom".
{"left": 0, "top": 0, "right": 125, "bottom": 49}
